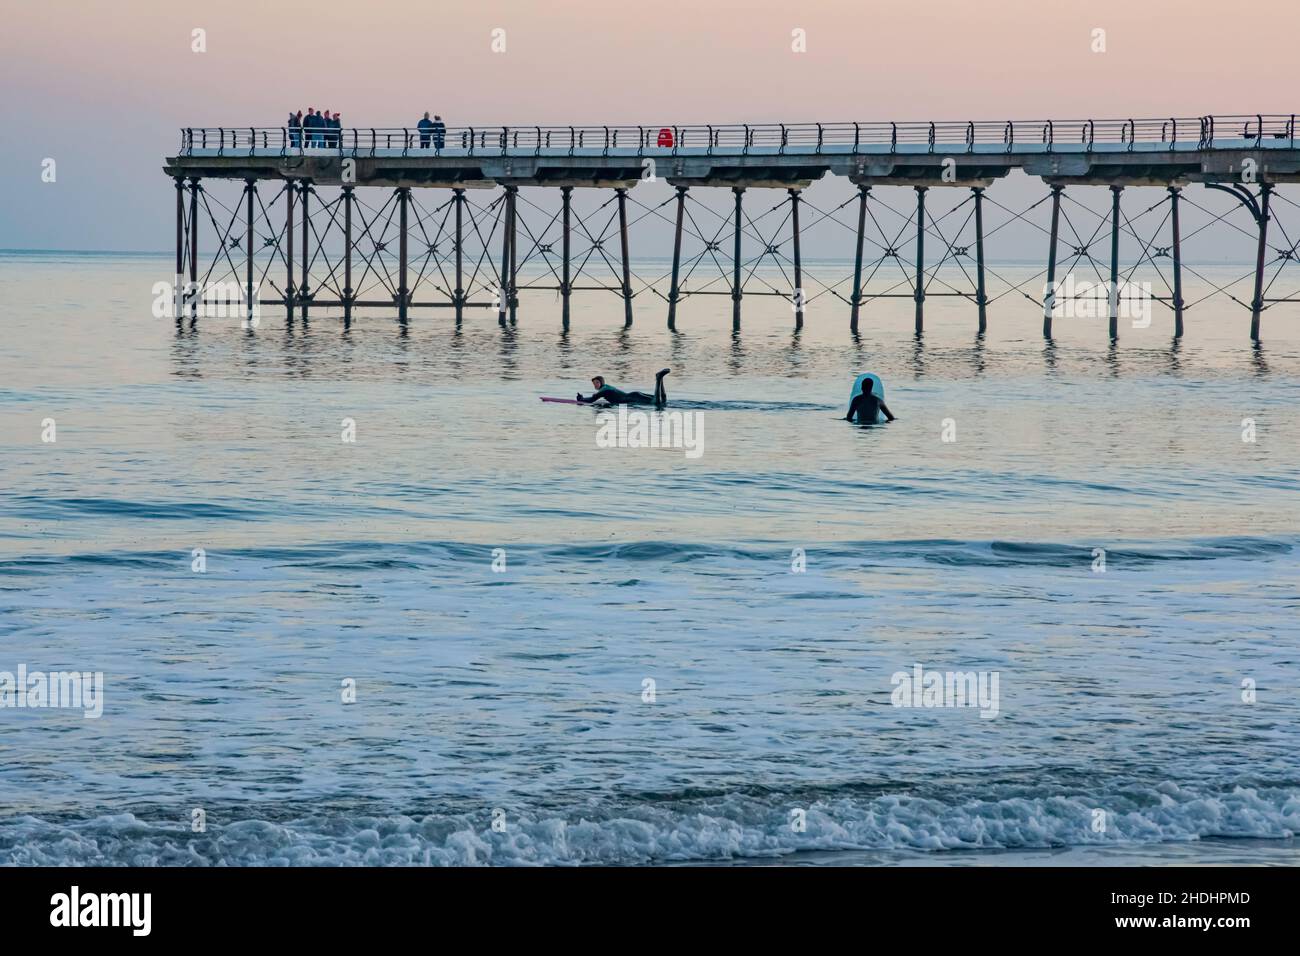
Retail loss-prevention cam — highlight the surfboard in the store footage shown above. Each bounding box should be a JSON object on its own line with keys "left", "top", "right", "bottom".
{"left": 540, "top": 397, "right": 583, "bottom": 405}
{"left": 848, "top": 373, "right": 886, "bottom": 424}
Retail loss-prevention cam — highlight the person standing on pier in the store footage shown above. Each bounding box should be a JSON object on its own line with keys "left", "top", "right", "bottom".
{"left": 418, "top": 112, "right": 434, "bottom": 148}
{"left": 303, "top": 108, "right": 318, "bottom": 147}
{"left": 289, "top": 110, "right": 302, "bottom": 147}
{"left": 432, "top": 115, "right": 446, "bottom": 150}
{"left": 332, "top": 112, "right": 343, "bottom": 148}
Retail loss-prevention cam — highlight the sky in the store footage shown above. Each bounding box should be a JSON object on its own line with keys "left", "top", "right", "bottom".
{"left": 1, "top": 0, "right": 1295, "bottom": 253}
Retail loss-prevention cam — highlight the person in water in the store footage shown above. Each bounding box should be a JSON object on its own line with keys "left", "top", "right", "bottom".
{"left": 845, "top": 387, "right": 895, "bottom": 423}
{"left": 577, "top": 369, "right": 670, "bottom": 407}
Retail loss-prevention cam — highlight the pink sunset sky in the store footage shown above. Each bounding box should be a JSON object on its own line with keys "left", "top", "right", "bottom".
{"left": 1, "top": 0, "right": 1295, "bottom": 250}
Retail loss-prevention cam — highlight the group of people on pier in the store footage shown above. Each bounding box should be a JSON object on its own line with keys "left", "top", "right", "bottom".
{"left": 289, "top": 108, "right": 341, "bottom": 147}
{"left": 286, "top": 109, "right": 446, "bottom": 149}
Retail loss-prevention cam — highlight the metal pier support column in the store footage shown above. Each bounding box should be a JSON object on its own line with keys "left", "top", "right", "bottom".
{"left": 1168, "top": 186, "right": 1183, "bottom": 337}
{"left": 453, "top": 188, "right": 465, "bottom": 325}
{"left": 914, "top": 186, "right": 927, "bottom": 334}
{"left": 498, "top": 186, "right": 516, "bottom": 325}
{"left": 1043, "top": 185, "right": 1063, "bottom": 338}
{"left": 244, "top": 178, "right": 256, "bottom": 325}
{"left": 285, "top": 180, "right": 295, "bottom": 320}
{"left": 174, "top": 178, "right": 184, "bottom": 321}
{"left": 397, "top": 186, "right": 410, "bottom": 322}
{"left": 667, "top": 185, "right": 687, "bottom": 330}
{"left": 560, "top": 186, "right": 572, "bottom": 330}
{"left": 299, "top": 182, "right": 310, "bottom": 321}
{"left": 342, "top": 186, "right": 354, "bottom": 322}
{"left": 508, "top": 188, "right": 518, "bottom": 324}
{"left": 1250, "top": 183, "right": 1273, "bottom": 341}
{"left": 616, "top": 187, "right": 634, "bottom": 327}
{"left": 850, "top": 185, "right": 869, "bottom": 334}
{"left": 789, "top": 188, "right": 804, "bottom": 330}
{"left": 973, "top": 186, "right": 988, "bottom": 333}
{"left": 1108, "top": 185, "right": 1123, "bottom": 340}
{"left": 731, "top": 186, "right": 745, "bottom": 330}
{"left": 188, "top": 178, "right": 199, "bottom": 321}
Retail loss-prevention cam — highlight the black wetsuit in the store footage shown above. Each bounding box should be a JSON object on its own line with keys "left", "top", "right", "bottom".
{"left": 580, "top": 370, "right": 669, "bottom": 407}
{"left": 847, "top": 391, "right": 886, "bottom": 423}
{"left": 583, "top": 385, "right": 655, "bottom": 406}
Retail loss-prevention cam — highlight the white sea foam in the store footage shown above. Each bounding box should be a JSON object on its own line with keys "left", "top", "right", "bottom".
{"left": 3, "top": 784, "right": 1297, "bottom": 866}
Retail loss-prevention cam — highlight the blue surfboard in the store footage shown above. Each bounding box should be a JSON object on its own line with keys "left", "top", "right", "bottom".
{"left": 848, "top": 373, "right": 886, "bottom": 424}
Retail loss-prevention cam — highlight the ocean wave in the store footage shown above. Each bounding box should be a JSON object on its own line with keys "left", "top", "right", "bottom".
{"left": 2, "top": 782, "right": 1296, "bottom": 866}
{"left": 0, "top": 534, "right": 1292, "bottom": 577}
{"left": 4, "top": 495, "right": 262, "bottom": 522}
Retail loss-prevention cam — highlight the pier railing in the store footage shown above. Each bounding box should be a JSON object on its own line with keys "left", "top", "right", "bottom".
{"left": 178, "top": 114, "right": 1298, "bottom": 157}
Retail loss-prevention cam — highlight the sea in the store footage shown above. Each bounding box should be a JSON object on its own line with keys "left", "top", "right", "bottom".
{"left": 1, "top": 250, "right": 1297, "bottom": 865}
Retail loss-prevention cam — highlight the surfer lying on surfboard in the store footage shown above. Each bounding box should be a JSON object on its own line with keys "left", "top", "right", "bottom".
{"left": 577, "top": 369, "right": 670, "bottom": 407}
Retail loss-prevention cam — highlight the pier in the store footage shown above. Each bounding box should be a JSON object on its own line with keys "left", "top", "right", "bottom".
{"left": 164, "top": 114, "right": 1300, "bottom": 339}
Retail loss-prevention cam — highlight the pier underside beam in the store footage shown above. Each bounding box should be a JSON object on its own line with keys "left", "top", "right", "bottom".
{"left": 163, "top": 170, "right": 1300, "bottom": 338}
